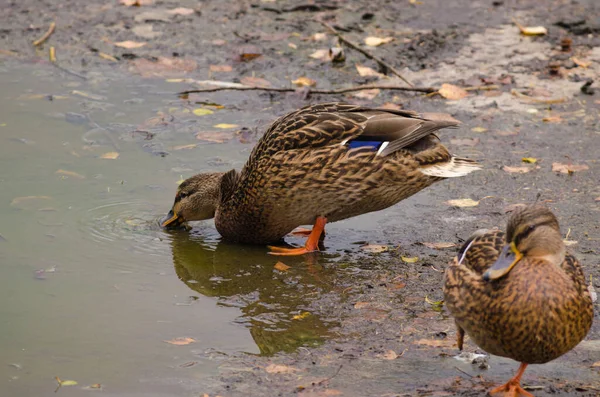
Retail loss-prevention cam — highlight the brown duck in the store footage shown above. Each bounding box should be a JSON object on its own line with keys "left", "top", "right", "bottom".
{"left": 444, "top": 205, "right": 593, "bottom": 397}
{"left": 161, "top": 102, "right": 480, "bottom": 255}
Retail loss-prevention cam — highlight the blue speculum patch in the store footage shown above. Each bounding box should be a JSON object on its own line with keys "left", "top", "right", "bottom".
{"left": 347, "top": 140, "right": 385, "bottom": 150}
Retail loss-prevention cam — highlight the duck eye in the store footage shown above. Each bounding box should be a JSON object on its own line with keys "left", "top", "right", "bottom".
{"left": 528, "top": 225, "right": 536, "bottom": 232}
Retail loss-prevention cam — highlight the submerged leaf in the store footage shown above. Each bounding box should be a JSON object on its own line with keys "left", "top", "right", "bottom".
{"left": 56, "top": 169, "right": 85, "bottom": 179}
{"left": 381, "top": 350, "right": 398, "bottom": 360}
{"left": 355, "top": 64, "right": 382, "bottom": 77}
{"left": 274, "top": 261, "right": 290, "bottom": 272}
{"left": 193, "top": 108, "right": 214, "bottom": 116}
{"left": 100, "top": 152, "right": 120, "bottom": 159}
{"left": 360, "top": 244, "right": 388, "bottom": 253}
{"left": 471, "top": 126, "right": 487, "bottom": 133}
{"left": 114, "top": 40, "right": 147, "bottom": 49}
{"left": 164, "top": 337, "right": 196, "bottom": 345}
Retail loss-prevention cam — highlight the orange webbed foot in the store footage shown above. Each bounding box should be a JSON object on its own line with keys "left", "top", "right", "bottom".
{"left": 268, "top": 216, "right": 328, "bottom": 256}
{"left": 489, "top": 363, "right": 533, "bottom": 397}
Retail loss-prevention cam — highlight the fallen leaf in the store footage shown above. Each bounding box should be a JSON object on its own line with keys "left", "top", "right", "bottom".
{"left": 354, "top": 302, "right": 371, "bottom": 309}
{"left": 438, "top": 84, "right": 468, "bottom": 100}
{"left": 274, "top": 261, "right": 290, "bottom": 272}
{"left": 239, "top": 52, "right": 262, "bottom": 62}
{"left": 98, "top": 52, "right": 118, "bottom": 62}
{"left": 100, "top": 152, "right": 120, "bottom": 159}
{"left": 471, "top": 127, "right": 487, "bottom": 133}
{"left": 514, "top": 20, "right": 547, "bottom": 36}
{"left": 131, "top": 57, "right": 197, "bottom": 77}
{"left": 503, "top": 166, "right": 532, "bottom": 174}
{"left": 292, "top": 312, "right": 311, "bottom": 320}
{"left": 422, "top": 242, "right": 457, "bottom": 250}
{"left": 364, "top": 36, "right": 394, "bottom": 46}
{"left": 82, "top": 383, "right": 102, "bottom": 390}
{"left": 592, "top": 361, "right": 600, "bottom": 368}
{"left": 132, "top": 24, "right": 162, "bottom": 39}
{"left": 167, "top": 7, "right": 195, "bottom": 15}
{"left": 496, "top": 130, "right": 519, "bottom": 136}
{"left": 381, "top": 350, "right": 398, "bottom": 360}
{"left": 265, "top": 364, "right": 298, "bottom": 374}
{"left": 552, "top": 162, "right": 589, "bottom": 174}
{"left": 542, "top": 115, "right": 563, "bottom": 123}
{"left": 213, "top": 123, "right": 239, "bottom": 129}
{"left": 563, "top": 240, "right": 578, "bottom": 246}
{"left": 288, "top": 42, "right": 297, "bottom": 49}
{"left": 355, "top": 64, "right": 382, "bottom": 77}
{"left": 425, "top": 295, "right": 443, "bottom": 306}
{"left": 522, "top": 157, "right": 537, "bottom": 164}
{"left": 571, "top": 57, "right": 591, "bottom": 68}
{"left": 114, "top": 40, "right": 147, "bottom": 49}
{"left": 309, "top": 49, "right": 329, "bottom": 60}
{"left": 164, "top": 337, "right": 196, "bottom": 345}
{"left": 193, "top": 108, "right": 214, "bottom": 116}
{"left": 450, "top": 138, "right": 479, "bottom": 146}
{"left": 311, "top": 33, "right": 327, "bottom": 41}
{"left": 413, "top": 338, "right": 454, "bottom": 348}
{"left": 195, "top": 131, "right": 231, "bottom": 143}
{"left": 240, "top": 76, "right": 271, "bottom": 87}
{"left": 209, "top": 64, "right": 233, "bottom": 72}
{"left": 352, "top": 88, "right": 380, "bottom": 100}
{"left": 171, "top": 144, "right": 198, "bottom": 151}
{"left": 291, "top": 77, "right": 317, "bottom": 87}
{"left": 360, "top": 244, "right": 388, "bottom": 253}
{"left": 56, "top": 169, "right": 85, "bottom": 179}
{"left": 55, "top": 377, "right": 78, "bottom": 386}
{"left": 446, "top": 198, "right": 479, "bottom": 207}
{"left": 10, "top": 196, "right": 52, "bottom": 208}
{"left": 401, "top": 256, "right": 419, "bottom": 263}
{"left": 120, "top": 0, "right": 153, "bottom": 5}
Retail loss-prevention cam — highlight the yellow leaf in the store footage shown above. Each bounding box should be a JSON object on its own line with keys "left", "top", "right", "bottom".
{"left": 114, "top": 40, "right": 147, "bottom": 49}
{"left": 521, "top": 157, "right": 537, "bottom": 164}
{"left": 213, "top": 123, "right": 239, "bottom": 129}
{"left": 292, "top": 311, "right": 310, "bottom": 320}
{"left": 291, "top": 77, "right": 316, "bottom": 87}
{"left": 517, "top": 24, "right": 548, "bottom": 36}
{"left": 364, "top": 36, "right": 394, "bottom": 46}
{"left": 438, "top": 83, "right": 468, "bottom": 100}
{"left": 503, "top": 166, "right": 531, "bottom": 174}
{"left": 471, "top": 126, "right": 487, "bottom": 133}
{"left": 55, "top": 377, "right": 78, "bottom": 386}
{"left": 446, "top": 198, "right": 479, "bottom": 207}
{"left": 274, "top": 261, "right": 290, "bottom": 272}
{"left": 425, "top": 295, "right": 443, "bottom": 305}
{"left": 56, "top": 169, "right": 85, "bottom": 179}
{"left": 422, "top": 242, "right": 456, "bottom": 250}
{"left": 100, "top": 152, "right": 120, "bottom": 159}
{"left": 164, "top": 337, "right": 196, "bottom": 345}
{"left": 193, "top": 108, "right": 214, "bottom": 116}
{"left": 401, "top": 256, "right": 419, "bottom": 263}
{"left": 360, "top": 244, "right": 388, "bottom": 253}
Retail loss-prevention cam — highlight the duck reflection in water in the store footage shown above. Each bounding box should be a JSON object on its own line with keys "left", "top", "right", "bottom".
{"left": 166, "top": 229, "right": 338, "bottom": 356}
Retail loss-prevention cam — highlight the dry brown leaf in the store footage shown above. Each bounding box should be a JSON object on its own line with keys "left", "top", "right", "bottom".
{"left": 239, "top": 53, "right": 262, "bottom": 62}
{"left": 274, "top": 261, "right": 290, "bottom": 272}
{"left": 438, "top": 84, "right": 468, "bottom": 100}
{"left": 503, "top": 166, "right": 532, "bottom": 174}
{"left": 196, "top": 131, "right": 231, "bottom": 143}
{"left": 364, "top": 36, "right": 394, "bottom": 46}
{"left": 360, "top": 244, "right": 388, "bottom": 253}
{"left": 209, "top": 64, "right": 233, "bottom": 72}
{"left": 552, "top": 162, "right": 589, "bottom": 174}
{"left": 422, "top": 242, "right": 457, "bottom": 250}
{"left": 240, "top": 76, "right": 271, "bottom": 87}
{"left": 164, "top": 337, "right": 196, "bottom": 345}
{"left": 167, "top": 7, "right": 194, "bottom": 15}
{"left": 381, "top": 350, "right": 398, "bottom": 360}
{"left": 450, "top": 138, "right": 479, "bottom": 147}
{"left": 446, "top": 198, "right": 479, "bottom": 207}
{"left": 354, "top": 301, "right": 371, "bottom": 309}
{"left": 56, "top": 169, "right": 85, "bottom": 179}
{"left": 114, "top": 40, "right": 147, "bottom": 49}
{"left": 265, "top": 364, "right": 298, "bottom": 374}
{"left": 592, "top": 361, "right": 600, "bottom": 368}
{"left": 352, "top": 88, "right": 380, "bottom": 100}
{"left": 171, "top": 144, "right": 198, "bottom": 151}
{"left": 100, "top": 152, "right": 120, "bottom": 159}
{"left": 542, "top": 115, "right": 563, "bottom": 123}
{"left": 571, "top": 57, "right": 591, "bottom": 68}
{"left": 413, "top": 338, "right": 455, "bottom": 348}
{"left": 291, "top": 77, "right": 316, "bottom": 87}
{"left": 355, "top": 64, "right": 382, "bottom": 77}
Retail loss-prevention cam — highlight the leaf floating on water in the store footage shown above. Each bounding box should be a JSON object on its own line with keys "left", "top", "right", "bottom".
{"left": 265, "top": 364, "right": 298, "bottom": 374}
{"left": 274, "top": 261, "right": 290, "bottom": 272}
{"left": 82, "top": 383, "right": 103, "bottom": 390}
{"left": 100, "top": 152, "right": 120, "bottom": 159}
{"left": 56, "top": 169, "right": 85, "bottom": 179}
{"left": 360, "top": 244, "right": 388, "bottom": 253}
{"left": 503, "top": 166, "right": 532, "bottom": 174}
{"left": 401, "top": 256, "right": 419, "bottom": 263}
{"left": 422, "top": 242, "right": 457, "bottom": 250}
{"left": 193, "top": 108, "right": 214, "bottom": 116}
{"left": 291, "top": 77, "right": 317, "bottom": 87}
{"left": 195, "top": 131, "right": 230, "bottom": 143}
{"left": 171, "top": 144, "right": 198, "bottom": 151}
{"left": 114, "top": 40, "right": 147, "bottom": 49}
{"left": 445, "top": 198, "right": 479, "bottom": 207}
{"left": 552, "top": 162, "right": 589, "bottom": 174}
{"left": 164, "top": 337, "right": 196, "bottom": 346}
{"left": 213, "top": 123, "right": 239, "bottom": 129}
{"left": 364, "top": 36, "right": 394, "bottom": 47}
{"left": 438, "top": 84, "right": 468, "bottom": 100}
{"left": 521, "top": 157, "right": 537, "bottom": 164}
{"left": 55, "top": 377, "right": 78, "bottom": 386}
{"left": 292, "top": 311, "right": 310, "bottom": 320}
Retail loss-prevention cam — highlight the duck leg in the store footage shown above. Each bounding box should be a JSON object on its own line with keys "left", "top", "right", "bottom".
{"left": 456, "top": 323, "right": 465, "bottom": 351}
{"left": 268, "top": 216, "right": 327, "bottom": 256}
{"left": 489, "top": 363, "right": 533, "bottom": 397}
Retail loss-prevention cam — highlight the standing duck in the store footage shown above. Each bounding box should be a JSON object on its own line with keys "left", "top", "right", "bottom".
{"left": 444, "top": 205, "right": 593, "bottom": 396}
{"left": 161, "top": 102, "right": 480, "bottom": 255}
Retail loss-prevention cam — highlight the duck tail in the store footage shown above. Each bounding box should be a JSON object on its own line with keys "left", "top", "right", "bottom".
{"left": 419, "top": 156, "right": 481, "bottom": 178}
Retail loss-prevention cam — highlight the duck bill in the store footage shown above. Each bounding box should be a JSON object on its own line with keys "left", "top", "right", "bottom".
{"left": 160, "top": 209, "right": 184, "bottom": 229}
{"left": 483, "top": 242, "right": 523, "bottom": 281}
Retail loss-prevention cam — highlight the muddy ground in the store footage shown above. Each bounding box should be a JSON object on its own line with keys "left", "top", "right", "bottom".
{"left": 2, "top": 0, "right": 599, "bottom": 396}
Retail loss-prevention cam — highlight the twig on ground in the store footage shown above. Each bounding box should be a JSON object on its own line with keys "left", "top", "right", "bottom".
{"left": 33, "top": 22, "right": 56, "bottom": 46}
{"left": 316, "top": 365, "right": 343, "bottom": 386}
{"left": 465, "top": 85, "right": 499, "bottom": 91}
{"left": 321, "top": 21, "right": 414, "bottom": 87}
{"left": 178, "top": 84, "right": 436, "bottom": 96}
